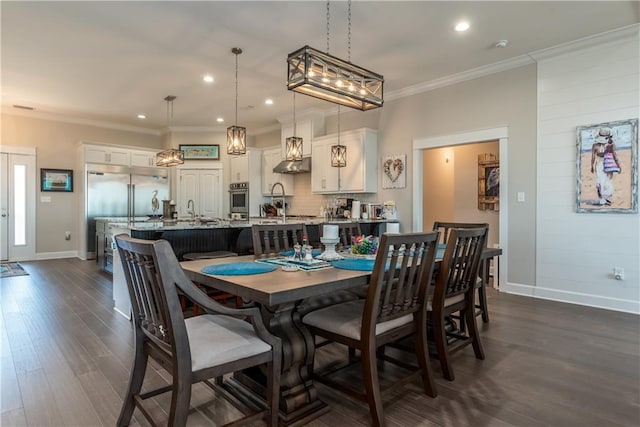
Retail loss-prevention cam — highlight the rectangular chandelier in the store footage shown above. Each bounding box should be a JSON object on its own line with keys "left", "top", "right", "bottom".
{"left": 227, "top": 125, "right": 246, "bottom": 155}
{"left": 156, "top": 148, "right": 184, "bottom": 167}
{"left": 287, "top": 45, "right": 384, "bottom": 111}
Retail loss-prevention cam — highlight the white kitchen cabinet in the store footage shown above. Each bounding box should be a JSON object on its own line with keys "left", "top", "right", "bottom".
{"left": 178, "top": 168, "right": 223, "bottom": 218}
{"left": 311, "top": 128, "right": 378, "bottom": 194}
{"left": 262, "top": 147, "right": 294, "bottom": 196}
{"left": 280, "top": 110, "right": 325, "bottom": 159}
{"left": 84, "top": 144, "right": 131, "bottom": 166}
{"left": 229, "top": 147, "right": 262, "bottom": 184}
{"left": 130, "top": 149, "right": 158, "bottom": 167}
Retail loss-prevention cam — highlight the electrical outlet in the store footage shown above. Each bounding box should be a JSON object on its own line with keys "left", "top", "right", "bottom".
{"left": 613, "top": 267, "right": 624, "bottom": 280}
{"left": 517, "top": 192, "right": 525, "bottom": 202}
{"left": 64, "top": 231, "right": 71, "bottom": 240}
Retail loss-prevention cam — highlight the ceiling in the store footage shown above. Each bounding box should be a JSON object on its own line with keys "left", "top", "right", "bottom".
{"left": 2, "top": 1, "right": 638, "bottom": 134}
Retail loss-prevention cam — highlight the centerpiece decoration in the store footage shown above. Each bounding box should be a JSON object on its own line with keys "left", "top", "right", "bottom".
{"left": 351, "top": 235, "right": 379, "bottom": 255}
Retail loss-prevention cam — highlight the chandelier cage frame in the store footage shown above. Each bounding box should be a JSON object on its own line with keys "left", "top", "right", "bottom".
{"left": 227, "top": 47, "right": 247, "bottom": 156}
{"left": 156, "top": 95, "right": 184, "bottom": 167}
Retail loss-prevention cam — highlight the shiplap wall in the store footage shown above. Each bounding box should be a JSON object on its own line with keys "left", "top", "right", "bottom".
{"left": 534, "top": 29, "right": 639, "bottom": 313}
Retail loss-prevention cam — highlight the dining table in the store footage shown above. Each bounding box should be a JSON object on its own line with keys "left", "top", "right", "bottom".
{"left": 181, "top": 246, "right": 502, "bottom": 425}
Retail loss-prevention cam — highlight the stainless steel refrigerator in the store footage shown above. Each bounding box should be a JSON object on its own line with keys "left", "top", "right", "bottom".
{"left": 86, "top": 164, "right": 170, "bottom": 257}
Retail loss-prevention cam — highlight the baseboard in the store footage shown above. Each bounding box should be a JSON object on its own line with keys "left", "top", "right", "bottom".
{"left": 35, "top": 251, "right": 79, "bottom": 260}
{"left": 502, "top": 282, "right": 640, "bottom": 314}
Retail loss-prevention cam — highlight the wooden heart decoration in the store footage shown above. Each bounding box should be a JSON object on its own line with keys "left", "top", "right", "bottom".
{"left": 383, "top": 158, "right": 404, "bottom": 183}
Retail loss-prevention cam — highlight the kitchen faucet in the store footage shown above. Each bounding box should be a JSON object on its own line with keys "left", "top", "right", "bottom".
{"left": 270, "top": 182, "right": 286, "bottom": 223}
{"left": 187, "top": 199, "right": 195, "bottom": 222}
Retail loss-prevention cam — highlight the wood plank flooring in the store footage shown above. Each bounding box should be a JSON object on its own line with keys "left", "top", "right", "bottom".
{"left": 1, "top": 258, "right": 638, "bottom": 426}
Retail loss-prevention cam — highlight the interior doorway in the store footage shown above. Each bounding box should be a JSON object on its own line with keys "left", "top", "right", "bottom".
{"left": 412, "top": 127, "right": 508, "bottom": 289}
{"left": 0, "top": 146, "right": 36, "bottom": 261}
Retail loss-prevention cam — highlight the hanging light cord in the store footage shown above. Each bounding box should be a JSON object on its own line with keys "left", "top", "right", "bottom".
{"left": 293, "top": 92, "right": 297, "bottom": 137}
{"left": 326, "top": 1, "right": 330, "bottom": 54}
{"left": 234, "top": 51, "right": 239, "bottom": 126}
{"left": 347, "top": 0, "right": 351, "bottom": 62}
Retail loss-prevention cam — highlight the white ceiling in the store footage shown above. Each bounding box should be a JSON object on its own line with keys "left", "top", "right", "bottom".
{"left": 2, "top": 1, "right": 638, "bottom": 134}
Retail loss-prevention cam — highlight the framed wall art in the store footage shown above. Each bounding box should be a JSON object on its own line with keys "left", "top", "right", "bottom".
{"left": 478, "top": 153, "right": 499, "bottom": 211}
{"left": 382, "top": 154, "right": 406, "bottom": 189}
{"left": 41, "top": 168, "right": 73, "bottom": 192}
{"left": 179, "top": 144, "right": 220, "bottom": 160}
{"left": 576, "top": 118, "right": 638, "bottom": 213}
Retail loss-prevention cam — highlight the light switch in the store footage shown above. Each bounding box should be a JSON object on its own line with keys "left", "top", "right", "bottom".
{"left": 41, "top": 196, "right": 52, "bottom": 203}
{"left": 517, "top": 192, "right": 525, "bottom": 202}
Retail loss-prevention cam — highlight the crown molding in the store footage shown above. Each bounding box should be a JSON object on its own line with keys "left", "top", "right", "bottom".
{"left": 2, "top": 107, "right": 162, "bottom": 136}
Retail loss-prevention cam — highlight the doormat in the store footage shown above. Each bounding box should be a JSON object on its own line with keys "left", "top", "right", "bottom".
{"left": 0, "top": 262, "right": 29, "bottom": 278}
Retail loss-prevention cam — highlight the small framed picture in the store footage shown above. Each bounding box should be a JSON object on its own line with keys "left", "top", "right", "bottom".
{"left": 179, "top": 144, "right": 220, "bottom": 160}
{"left": 41, "top": 168, "right": 73, "bottom": 192}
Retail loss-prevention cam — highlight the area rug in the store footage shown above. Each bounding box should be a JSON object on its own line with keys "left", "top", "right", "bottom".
{"left": 0, "top": 262, "right": 29, "bottom": 278}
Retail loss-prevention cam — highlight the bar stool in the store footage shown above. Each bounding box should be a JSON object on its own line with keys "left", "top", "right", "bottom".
{"left": 183, "top": 251, "right": 240, "bottom": 313}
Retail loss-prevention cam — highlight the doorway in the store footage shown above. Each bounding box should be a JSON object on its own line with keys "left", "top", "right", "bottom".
{"left": 0, "top": 147, "right": 36, "bottom": 261}
{"left": 412, "top": 127, "right": 508, "bottom": 289}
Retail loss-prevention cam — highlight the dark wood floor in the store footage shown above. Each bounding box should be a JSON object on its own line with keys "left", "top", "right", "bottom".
{"left": 1, "top": 258, "right": 639, "bottom": 426}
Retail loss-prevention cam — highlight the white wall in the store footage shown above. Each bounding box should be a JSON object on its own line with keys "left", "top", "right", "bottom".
{"left": 527, "top": 29, "right": 640, "bottom": 313}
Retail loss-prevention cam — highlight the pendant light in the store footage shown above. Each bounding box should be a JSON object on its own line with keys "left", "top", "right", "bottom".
{"left": 287, "top": 0, "right": 384, "bottom": 111}
{"left": 285, "top": 92, "right": 303, "bottom": 161}
{"left": 227, "top": 47, "right": 246, "bottom": 155}
{"left": 156, "top": 95, "right": 184, "bottom": 167}
{"left": 331, "top": 105, "right": 346, "bottom": 167}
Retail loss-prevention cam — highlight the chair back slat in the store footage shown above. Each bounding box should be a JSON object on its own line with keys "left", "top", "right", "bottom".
{"left": 252, "top": 223, "right": 307, "bottom": 256}
{"left": 115, "top": 235, "right": 186, "bottom": 355}
{"left": 435, "top": 227, "right": 487, "bottom": 301}
{"left": 363, "top": 232, "right": 439, "bottom": 332}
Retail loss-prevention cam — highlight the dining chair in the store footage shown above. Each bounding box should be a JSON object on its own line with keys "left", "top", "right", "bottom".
{"left": 427, "top": 226, "right": 488, "bottom": 381}
{"left": 114, "top": 235, "right": 281, "bottom": 427}
{"left": 320, "top": 221, "right": 362, "bottom": 248}
{"left": 432, "top": 221, "right": 491, "bottom": 323}
{"left": 303, "top": 232, "right": 440, "bottom": 427}
{"left": 251, "top": 223, "right": 307, "bottom": 256}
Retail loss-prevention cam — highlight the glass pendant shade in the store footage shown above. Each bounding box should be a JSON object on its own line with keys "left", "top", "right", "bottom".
{"left": 156, "top": 148, "right": 184, "bottom": 167}
{"left": 331, "top": 144, "right": 346, "bottom": 167}
{"left": 285, "top": 136, "right": 303, "bottom": 161}
{"left": 287, "top": 45, "right": 384, "bottom": 111}
{"left": 227, "top": 125, "right": 246, "bottom": 155}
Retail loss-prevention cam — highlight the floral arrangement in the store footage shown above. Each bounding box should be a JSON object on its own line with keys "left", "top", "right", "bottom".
{"left": 351, "top": 235, "right": 379, "bottom": 255}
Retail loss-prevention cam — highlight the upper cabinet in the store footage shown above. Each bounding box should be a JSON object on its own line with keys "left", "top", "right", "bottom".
{"left": 83, "top": 144, "right": 161, "bottom": 168}
{"left": 229, "top": 147, "right": 262, "bottom": 185}
{"left": 311, "top": 128, "right": 378, "bottom": 194}
{"left": 262, "top": 146, "right": 294, "bottom": 196}
{"left": 279, "top": 109, "right": 325, "bottom": 159}
{"left": 84, "top": 144, "right": 131, "bottom": 166}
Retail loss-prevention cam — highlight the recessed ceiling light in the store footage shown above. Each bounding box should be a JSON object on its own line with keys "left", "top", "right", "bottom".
{"left": 203, "top": 74, "right": 214, "bottom": 83}
{"left": 455, "top": 21, "right": 470, "bottom": 32}
{"left": 265, "top": 99, "right": 274, "bottom": 105}
{"left": 137, "top": 114, "right": 146, "bottom": 119}
{"left": 216, "top": 117, "right": 224, "bottom": 123}
{"left": 495, "top": 40, "right": 509, "bottom": 48}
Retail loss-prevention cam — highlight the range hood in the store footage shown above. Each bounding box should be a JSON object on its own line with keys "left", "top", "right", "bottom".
{"left": 272, "top": 157, "right": 311, "bottom": 174}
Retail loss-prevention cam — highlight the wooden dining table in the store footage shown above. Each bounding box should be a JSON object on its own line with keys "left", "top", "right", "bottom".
{"left": 181, "top": 247, "right": 502, "bottom": 425}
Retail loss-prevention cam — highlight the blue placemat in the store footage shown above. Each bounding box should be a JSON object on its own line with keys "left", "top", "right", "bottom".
{"left": 201, "top": 262, "right": 277, "bottom": 276}
{"left": 279, "top": 249, "right": 323, "bottom": 258}
{"left": 330, "top": 258, "right": 377, "bottom": 271}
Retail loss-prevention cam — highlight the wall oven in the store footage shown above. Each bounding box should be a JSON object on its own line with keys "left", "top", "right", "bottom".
{"left": 229, "top": 182, "right": 249, "bottom": 219}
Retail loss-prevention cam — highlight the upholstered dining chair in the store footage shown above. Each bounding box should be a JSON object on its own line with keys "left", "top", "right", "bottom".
{"left": 114, "top": 235, "right": 281, "bottom": 427}
{"left": 432, "top": 221, "right": 490, "bottom": 323}
{"left": 303, "top": 232, "right": 440, "bottom": 427}
{"left": 427, "top": 226, "right": 488, "bottom": 381}
{"left": 251, "top": 223, "right": 307, "bottom": 256}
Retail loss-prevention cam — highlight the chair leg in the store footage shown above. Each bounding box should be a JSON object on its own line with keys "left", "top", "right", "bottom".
{"left": 415, "top": 324, "right": 437, "bottom": 398}
{"left": 117, "top": 332, "right": 148, "bottom": 427}
{"left": 465, "top": 303, "right": 485, "bottom": 360}
{"left": 362, "top": 345, "right": 385, "bottom": 427}
{"left": 433, "top": 314, "right": 455, "bottom": 381}
{"left": 478, "top": 281, "right": 489, "bottom": 323}
{"left": 167, "top": 372, "right": 192, "bottom": 427}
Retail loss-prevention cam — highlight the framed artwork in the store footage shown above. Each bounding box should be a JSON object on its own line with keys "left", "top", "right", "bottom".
{"left": 478, "top": 153, "right": 499, "bottom": 211}
{"left": 41, "top": 168, "right": 73, "bottom": 192}
{"left": 576, "top": 118, "right": 638, "bottom": 213}
{"left": 382, "top": 154, "right": 406, "bottom": 189}
{"left": 179, "top": 144, "right": 220, "bottom": 160}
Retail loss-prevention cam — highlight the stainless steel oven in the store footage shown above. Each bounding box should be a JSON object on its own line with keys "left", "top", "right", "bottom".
{"left": 229, "top": 182, "right": 249, "bottom": 219}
